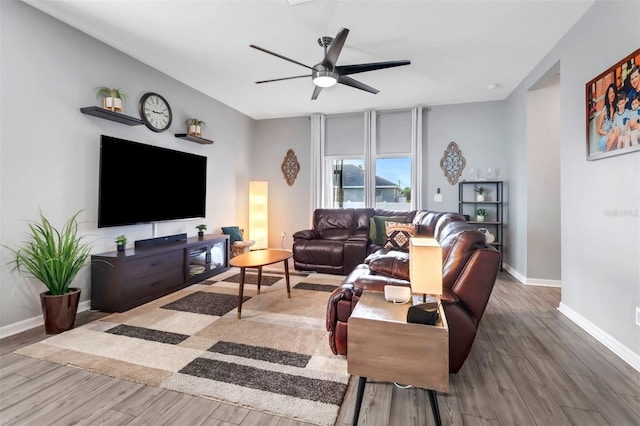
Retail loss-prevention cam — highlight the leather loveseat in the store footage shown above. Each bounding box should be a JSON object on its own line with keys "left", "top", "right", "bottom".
{"left": 326, "top": 211, "right": 501, "bottom": 373}
{"left": 293, "top": 208, "right": 424, "bottom": 275}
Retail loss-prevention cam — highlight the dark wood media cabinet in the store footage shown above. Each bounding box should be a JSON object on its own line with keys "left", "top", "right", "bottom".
{"left": 91, "top": 235, "right": 230, "bottom": 312}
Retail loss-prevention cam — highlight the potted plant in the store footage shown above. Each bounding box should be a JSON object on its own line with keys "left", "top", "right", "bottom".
{"left": 474, "top": 186, "right": 486, "bottom": 202}
{"left": 475, "top": 208, "right": 488, "bottom": 222}
{"left": 186, "top": 118, "right": 206, "bottom": 137}
{"left": 195, "top": 224, "right": 207, "bottom": 238}
{"left": 96, "top": 87, "right": 127, "bottom": 112}
{"left": 4, "top": 210, "right": 92, "bottom": 334}
{"left": 115, "top": 234, "right": 128, "bottom": 252}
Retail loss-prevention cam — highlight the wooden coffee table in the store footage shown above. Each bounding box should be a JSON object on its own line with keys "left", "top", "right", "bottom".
{"left": 228, "top": 249, "right": 293, "bottom": 319}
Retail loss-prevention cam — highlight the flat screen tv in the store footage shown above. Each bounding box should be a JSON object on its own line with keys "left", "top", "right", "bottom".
{"left": 98, "top": 135, "right": 207, "bottom": 228}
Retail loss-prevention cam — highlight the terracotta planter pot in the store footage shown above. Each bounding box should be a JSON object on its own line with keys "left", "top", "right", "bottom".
{"left": 39, "top": 288, "right": 81, "bottom": 334}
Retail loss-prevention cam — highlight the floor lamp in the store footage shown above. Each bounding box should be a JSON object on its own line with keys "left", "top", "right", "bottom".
{"left": 249, "top": 181, "right": 268, "bottom": 249}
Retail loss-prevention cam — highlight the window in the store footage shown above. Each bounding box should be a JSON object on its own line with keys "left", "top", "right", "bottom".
{"left": 374, "top": 157, "right": 411, "bottom": 211}
{"left": 329, "top": 159, "right": 365, "bottom": 208}
{"left": 314, "top": 108, "right": 422, "bottom": 210}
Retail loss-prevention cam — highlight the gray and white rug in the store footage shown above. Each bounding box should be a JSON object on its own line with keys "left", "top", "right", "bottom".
{"left": 16, "top": 268, "right": 348, "bottom": 426}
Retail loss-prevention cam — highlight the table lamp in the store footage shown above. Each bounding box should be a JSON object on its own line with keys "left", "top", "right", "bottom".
{"left": 408, "top": 237, "right": 442, "bottom": 325}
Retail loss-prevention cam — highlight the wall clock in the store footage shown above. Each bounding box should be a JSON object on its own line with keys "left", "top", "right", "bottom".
{"left": 138, "top": 92, "right": 172, "bottom": 132}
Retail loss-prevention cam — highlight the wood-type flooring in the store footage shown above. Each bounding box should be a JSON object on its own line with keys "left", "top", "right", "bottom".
{"left": 1, "top": 272, "right": 639, "bottom": 425}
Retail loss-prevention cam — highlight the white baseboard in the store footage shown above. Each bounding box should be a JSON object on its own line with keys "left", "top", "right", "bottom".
{"left": 503, "top": 263, "right": 562, "bottom": 287}
{"left": 558, "top": 302, "right": 640, "bottom": 372}
{"left": 0, "top": 300, "right": 91, "bottom": 340}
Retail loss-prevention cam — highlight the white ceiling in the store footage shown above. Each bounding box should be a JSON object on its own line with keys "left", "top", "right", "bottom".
{"left": 23, "top": 0, "right": 594, "bottom": 120}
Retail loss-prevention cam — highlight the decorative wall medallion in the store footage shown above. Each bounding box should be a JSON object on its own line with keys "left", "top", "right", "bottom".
{"left": 440, "top": 141, "right": 466, "bottom": 185}
{"left": 281, "top": 149, "right": 300, "bottom": 186}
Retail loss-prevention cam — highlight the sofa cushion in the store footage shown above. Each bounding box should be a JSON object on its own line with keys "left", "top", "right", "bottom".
{"left": 221, "top": 226, "right": 243, "bottom": 245}
{"left": 314, "top": 208, "right": 354, "bottom": 240}
{"left": 372, "top": 215, "right": 406, "bottom": 245}
{"left": 384, "top": 222, "right": 417, "bottom": 250}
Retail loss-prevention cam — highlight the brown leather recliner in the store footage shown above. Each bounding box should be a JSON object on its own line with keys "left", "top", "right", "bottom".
{"left": 293, "top": 208, "right": 418, "bottom": 275}
{"left": 326, "top": 216, "right": 501, "bottom": 374}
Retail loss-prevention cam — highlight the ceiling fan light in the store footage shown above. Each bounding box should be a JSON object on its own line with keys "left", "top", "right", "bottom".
{"left": 313, "top": 70, "right": 338, "bottom": 87}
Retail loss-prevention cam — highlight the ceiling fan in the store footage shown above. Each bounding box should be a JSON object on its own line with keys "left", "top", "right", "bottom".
{"left": 250, "top": 28, "right": 410, "bottom": 100}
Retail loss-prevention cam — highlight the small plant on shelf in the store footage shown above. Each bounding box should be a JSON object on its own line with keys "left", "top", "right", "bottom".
{"left": 115, "top": 234, "right": 128, "bottom": 252}
{"left": 474, "top": 186, "right": 486, "bottom": 201}
{"left": 186, "top": 118, "right": 206, "bottom": 137}
{"left": 95, "top": 87, "right": 127, "bottom": 112}
{"left": 196, "top": 224, "right": 207, "bottom": 237}
{"left": 475, "top": 208, "right": 488, "bottom": 222}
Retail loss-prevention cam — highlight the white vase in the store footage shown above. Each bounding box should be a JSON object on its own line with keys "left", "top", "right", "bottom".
{"left": 477, "top": 216, "right": 485, "bottom": 222}
{"left": 188, "top": 125, "right": 202, "bottom": 137}
{"left": 102, "top": 97, "right": 123, "bottom": 112}
{"left": 476, "top": 194, "right": 485, "bottom": 202}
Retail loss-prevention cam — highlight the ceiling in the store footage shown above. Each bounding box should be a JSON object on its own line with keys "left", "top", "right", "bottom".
{"left": 23, "top": 0, "right": 594, "bottom": 120}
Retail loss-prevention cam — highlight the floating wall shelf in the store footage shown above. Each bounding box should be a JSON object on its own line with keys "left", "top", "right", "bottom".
{"left": 174, "top": 133, "right": 214, "bottom": 145}
{"left": 80, "top": 106, "right": 144, "bottom": 126}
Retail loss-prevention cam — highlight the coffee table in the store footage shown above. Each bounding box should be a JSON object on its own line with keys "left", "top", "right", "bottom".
{"left": 228, "top": 249, "right": 293, "bottom": 319}
{"left": 348, "top": 291, "right": 449, "bottom": 425}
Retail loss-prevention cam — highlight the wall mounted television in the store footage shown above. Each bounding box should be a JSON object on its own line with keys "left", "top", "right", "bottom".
{"left": 98, "top": 135, "right": 207, "bottom": 228}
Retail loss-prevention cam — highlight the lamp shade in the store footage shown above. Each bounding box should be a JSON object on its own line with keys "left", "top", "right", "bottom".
{"left": 249, "top": 181, "right": 268, "bottom": 249}
{"left": 409, "top": 237, "right": 443, "bottom": 296}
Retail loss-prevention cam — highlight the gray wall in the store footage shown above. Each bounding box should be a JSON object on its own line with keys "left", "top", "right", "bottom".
{"left": 423, "top": 102, "right": 511, "bottom": 263}
{"left": 251, "top": 117, "right": 311, "bottom": 250}
{"left": 0, "top": 0, "right": 254, "bottom": 331}
{"left": 506, "top": 0, "right": 639, "bottom": 359}
{"left": 527, "top": 74, "right": 561, "bottom": 281}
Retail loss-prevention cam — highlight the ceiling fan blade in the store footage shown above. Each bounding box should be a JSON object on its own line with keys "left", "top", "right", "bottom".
{"left": 336, "top": 60, "right": 411, "bottom": 76}
{"left": 338, "top": 75, "right": 379, "bottom": 94}
{"left": 323, "top": 27, "right": 349, "bottom": 68}
{"left": 311, "top": 85, "right": 323, "bottom": 100}
{"left": 255, "top": 75, "right": 310, "bottom": 84}
{"left": 250, "top": 44, "right": 314, "bottom": 70}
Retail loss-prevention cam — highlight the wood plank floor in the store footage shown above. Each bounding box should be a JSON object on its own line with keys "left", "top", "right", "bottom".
{"left": 1, "top": 272, "right": 639, "bottom": 425}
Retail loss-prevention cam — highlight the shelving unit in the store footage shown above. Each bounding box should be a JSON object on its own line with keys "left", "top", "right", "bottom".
{"left": 80, "top": 106, "right": 144, "bottom": 126}
{"left": 175, "top": 133, "right": 214, "bottom": 145}
{"left": 458, "top": 180, "right": 504, "bottom": 270}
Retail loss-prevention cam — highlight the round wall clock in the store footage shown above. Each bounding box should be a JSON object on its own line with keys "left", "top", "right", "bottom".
{"left": 139, "top": 92, "right": 172, "bottom": 132}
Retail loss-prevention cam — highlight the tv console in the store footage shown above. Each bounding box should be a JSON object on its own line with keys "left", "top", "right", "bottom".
{"left": 91, "top": 234, "right": 229, "bottom": 312}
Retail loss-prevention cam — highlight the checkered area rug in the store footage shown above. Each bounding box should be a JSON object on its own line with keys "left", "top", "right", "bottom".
{"left": 15, "top": 268, "right": 347, "bottom": 425}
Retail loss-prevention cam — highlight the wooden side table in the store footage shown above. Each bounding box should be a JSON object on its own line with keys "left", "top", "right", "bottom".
{"left": 347, "top": 291, "right": 449, "bottom": 425}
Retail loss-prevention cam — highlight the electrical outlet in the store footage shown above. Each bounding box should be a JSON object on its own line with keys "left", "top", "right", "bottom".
{"left": 281, "top": 231, "right": 286, "bottom": 238}
{"left": 636, "top": 307, "right": 640, "bottom": 326}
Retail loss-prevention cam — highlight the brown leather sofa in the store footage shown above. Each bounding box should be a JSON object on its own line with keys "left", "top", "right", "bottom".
{"left": 326, "top": 212, "right": 501, "bottom": 373}
{"left": 293, "top": 208, "right": 423, "bottom": 275}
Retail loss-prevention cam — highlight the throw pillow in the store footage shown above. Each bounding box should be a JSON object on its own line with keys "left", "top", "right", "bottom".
{"left": 221, "top": 226, "right": 243, "bottom": 245}
{"left": 369, "top": 217, "right": 377, "bottom": 242}
{"left": 372, "top": 216, "right": 406, "bottom": 245}
{"left": 384, "top": 221, "right": 417, "bottom": 250}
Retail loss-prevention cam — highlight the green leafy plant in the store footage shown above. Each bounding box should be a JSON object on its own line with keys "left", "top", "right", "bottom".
{"left": 195, "top": 224, "right": 207, "bottom": 231}
{"left": 95, "top": 87, "right": 127, "bottom": 100}
{"left": 115, "top": 234, "right": 128, "bottom": 246}
{"left": 400, "top": 187, "right": 411, "bottom": 202}
{"left": 475, "top": 208, "right": 488, "bottom": 217}
{"left": 5, "top": 210, "right": 92, "bottom": 295}
{"left": 186, "top": 118, "right": 206, "bottom": 128}
{"left": 474, "top": 187, "right": 485, "bottom": 194}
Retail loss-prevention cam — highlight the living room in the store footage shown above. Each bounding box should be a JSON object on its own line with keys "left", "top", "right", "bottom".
{"left": 1, "top": 0, "right": 638, "bottom": 424}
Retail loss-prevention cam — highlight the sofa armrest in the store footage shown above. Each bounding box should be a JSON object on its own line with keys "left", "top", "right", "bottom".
{"left": 353, "top": 275, "right": 411, "bottom": 293}
{"left": 367, "top": 255, "right": 410, "bottom": 281}
{"left": 292, "top": 229, "right": 320, "bottom": 240}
